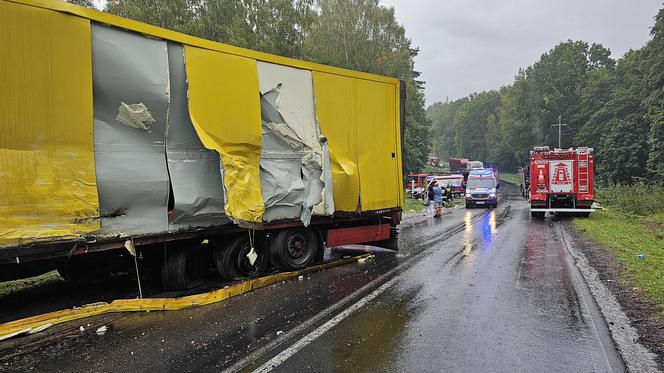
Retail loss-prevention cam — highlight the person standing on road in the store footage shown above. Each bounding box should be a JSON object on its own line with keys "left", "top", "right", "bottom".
{"left": 426, "top": 181, "right": 435, "bottom": 217}
{"left": 433, "top": 182, "right": 443, "bottom": 217}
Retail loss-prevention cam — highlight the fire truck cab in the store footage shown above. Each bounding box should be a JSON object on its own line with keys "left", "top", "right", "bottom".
{"left": 529, "top": 146, "right": 595, "bottom": 218}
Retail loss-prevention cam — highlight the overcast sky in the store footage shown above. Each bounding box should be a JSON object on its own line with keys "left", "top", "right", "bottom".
{"left": 381, "top": 0, "right": 662, "bottom": 106}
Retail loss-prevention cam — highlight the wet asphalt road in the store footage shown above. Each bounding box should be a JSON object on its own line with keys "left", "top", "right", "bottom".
{"left": 0, "top": 183, "right": 625, "bottom": 372}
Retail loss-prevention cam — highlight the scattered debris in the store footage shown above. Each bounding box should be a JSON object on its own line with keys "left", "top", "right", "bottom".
{"left": 116, "top": 102, "right": 155, "bottom": 131}
{"left": 28, "top": 323, "right": 52, "bottom": 335}
{"left": 358, "top": 254, "right": 375, "bottom": 264}
{"left": 298, "top": 275, "right": 304, "bottom": 280}
{"left": 276, "top": 330, "right": 283, "bottom": 336}
{"left": 79, "top": 326, "right": 85, "bottom": 332}
{"left": 637, "top": 253, "right": 646, "bottom": 260}
{"left": 246, "top": 247, "right": 258, "bottom": 266}
{"left": 96, "top": 326, "right": 107, "bottom": 335}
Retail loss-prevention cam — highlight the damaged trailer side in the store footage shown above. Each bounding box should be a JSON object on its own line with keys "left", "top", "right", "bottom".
{"left": 0, "top": 0, "right": 404, "bottom": 289}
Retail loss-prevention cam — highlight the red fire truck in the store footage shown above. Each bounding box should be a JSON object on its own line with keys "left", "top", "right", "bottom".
{"left": 529, "top": 146, "right": 595, "bottom": 218}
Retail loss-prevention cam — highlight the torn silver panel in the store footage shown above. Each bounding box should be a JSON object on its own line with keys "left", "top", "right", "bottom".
{"left": 92, "top": 24, "right": 170, "bottom": 235}
{"left": 257, "top": 62, "right": 334, "bottom": 224}
{"left": 166, "top": 43, "right": 228, "bottom": 231}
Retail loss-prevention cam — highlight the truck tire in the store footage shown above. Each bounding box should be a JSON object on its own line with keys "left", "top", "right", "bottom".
{"left": 270, "top": 228, "right": 318, "bottom": 271}
{"left": 57, "top": 262, "right": 110, "bottom": 284}
{"left": 530, "top": 211, "right": 544, "bottom": 219}
{"left": 580, "top": 212, "right": 591, "bottom": 218}
{"left": 161, "top": 241, "right": 205, "bottom": 291}
{"left": 214, "top": 236, "right": 269, "bottom": 281}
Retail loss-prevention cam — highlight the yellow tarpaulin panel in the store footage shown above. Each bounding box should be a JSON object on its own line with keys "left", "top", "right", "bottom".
{"left": 0, "top": 2, "right": 99, "bottom": 247}
{"left": 312, "top": 72, "right": 360, "bottom": 212}
{"left": 184, "top": 46, "right": 264, "bottom": 223}
{"left": 356, "top": 80, "right": 400, "bottom": 211}
{"left": 394, "top": 82, "right": 404, "bottom": 208}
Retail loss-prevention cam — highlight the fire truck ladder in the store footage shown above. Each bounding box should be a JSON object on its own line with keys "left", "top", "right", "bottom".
{"left": 577, "top": 151, "right": 589, "bottom": 194}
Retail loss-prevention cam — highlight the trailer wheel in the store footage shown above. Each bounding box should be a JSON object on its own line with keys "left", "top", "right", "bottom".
{"left": 270, "top": 228, "right": 318, "bottom": 271}
{"left": 214, "top": 236, "right": 268, "bottom": 281}
{"left": 57, "top": 262, "right": 110, "bottom": 284}
{"left": 161, "top": 241, "right": 205, "bottom": 291}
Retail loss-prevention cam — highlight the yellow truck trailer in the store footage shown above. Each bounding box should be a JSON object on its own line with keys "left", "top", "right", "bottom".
{"left": 0, "top": 0, "right": 404, "bottom": 289}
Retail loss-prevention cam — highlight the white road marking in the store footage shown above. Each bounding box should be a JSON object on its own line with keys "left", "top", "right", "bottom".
{"left": 252, "top": 276, "right": 398, "bottom": 373}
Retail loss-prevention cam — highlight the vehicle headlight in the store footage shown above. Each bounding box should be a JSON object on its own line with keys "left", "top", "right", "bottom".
{"left": 466, "top": 192, "right": 472, "bottom": 198}
{"left": 489, "top": 193, "right": 496, "bottom": 197}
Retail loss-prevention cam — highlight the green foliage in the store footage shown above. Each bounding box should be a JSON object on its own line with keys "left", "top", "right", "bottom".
{"left": 499, "top": 173, "right": 520, "bottom": 185}
{"left": 402, "top": 197, "right": 425, "bottom": 213}
{"left": 103, "top": 0, "right": 430, "bottom": 176}
{"left": 61, "top": 0, "right": 96, "bottom": 8}
{"left": 427, "top": 7, "right": 664, "bottom": 182}
{"left": 596, "top": 184, "right": 664, "bottom": 216}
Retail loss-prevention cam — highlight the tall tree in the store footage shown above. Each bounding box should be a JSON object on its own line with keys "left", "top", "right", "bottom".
{"left": 643, "top": 8, "right": 664, "bottom": 183}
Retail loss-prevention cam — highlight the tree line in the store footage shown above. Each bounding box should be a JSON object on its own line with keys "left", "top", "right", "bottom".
{"left": 66, "top": 0, "right": 432, "bottom": 175}
{"left": 428, "top": 7, "right": 664, "bottom": 185}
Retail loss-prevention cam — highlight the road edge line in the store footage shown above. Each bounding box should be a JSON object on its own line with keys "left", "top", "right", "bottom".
{"left": 251, "top": 276, "right": 398, "bottom": 373}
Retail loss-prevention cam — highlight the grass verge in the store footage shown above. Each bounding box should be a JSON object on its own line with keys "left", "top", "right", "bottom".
{"left": 573, "top": 209, "right": 664, "bottom": 312}
{"left": 500, "top": 173, "right": 520, "bottom": 184}
{"left": 403, "top": 197, "right": 426, "bottom": 213}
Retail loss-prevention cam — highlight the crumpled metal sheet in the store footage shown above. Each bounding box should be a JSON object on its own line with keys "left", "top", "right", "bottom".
{"left": 184, "top": 45, "right": 264, "bottom": 225}
{"left": 260, "top": 94, "right": 306, "bottom": 222}
{"left": 257, "top": 62, "right": 333, "bottom": 225}
{"left": 166, "top": 43, "right": 228, "bottom": 231}
{"left": 0, "top": 3, "right": 100, "bottom": 247}
{"left": 92, "top": 24, "right": 170, "bottom": 235}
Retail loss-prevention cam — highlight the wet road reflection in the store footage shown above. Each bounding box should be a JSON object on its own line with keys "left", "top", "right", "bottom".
{"left": 0, "top": 184, "right": 624, "bottom": 373}
{"left": 277, "top": 185, "right": 623, "bottom": 373}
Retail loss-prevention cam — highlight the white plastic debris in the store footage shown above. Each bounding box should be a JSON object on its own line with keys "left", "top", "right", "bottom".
{"left": 96, "top": 326, "right": 107, "bottom": 335}
{"left": 124, "top": 240, "right": 137, "bottom": 257}
{"left": 116, "top": 102, "right": 155, "bottom": 130}
{"left": 298, "top": 275, "right": 304, "bottom": 280}
{"left": 276, "top": 330, "right": 283, "bottom": 336}
{"left": 27, "top": 323, "right": 52, "bottom": 335}
{"left": 79, "top": 326, "right": 85, "bottom": 332}
{"left": 246, "top": 247, "right": 258, "bottom": 266}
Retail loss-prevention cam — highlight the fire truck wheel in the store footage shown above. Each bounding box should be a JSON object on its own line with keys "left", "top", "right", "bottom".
{"left": 161, "top": 240, "right": 205, "bottom": 291}
{"left": 270, "top": 228, "right": 318, "bottom": 271}
{"left": 530, "top": 211, "right": 544, "bottom": 219}
{"left": 214, "top": 236, "right": 268, "bottom": 281}
{"left": 579, "top": 212, "right": 590, "bottom": 218}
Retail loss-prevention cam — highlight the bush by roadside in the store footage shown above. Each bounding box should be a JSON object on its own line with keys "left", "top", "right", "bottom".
{"left": 595, "top": 184, "right": 664, "bottom": 216}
